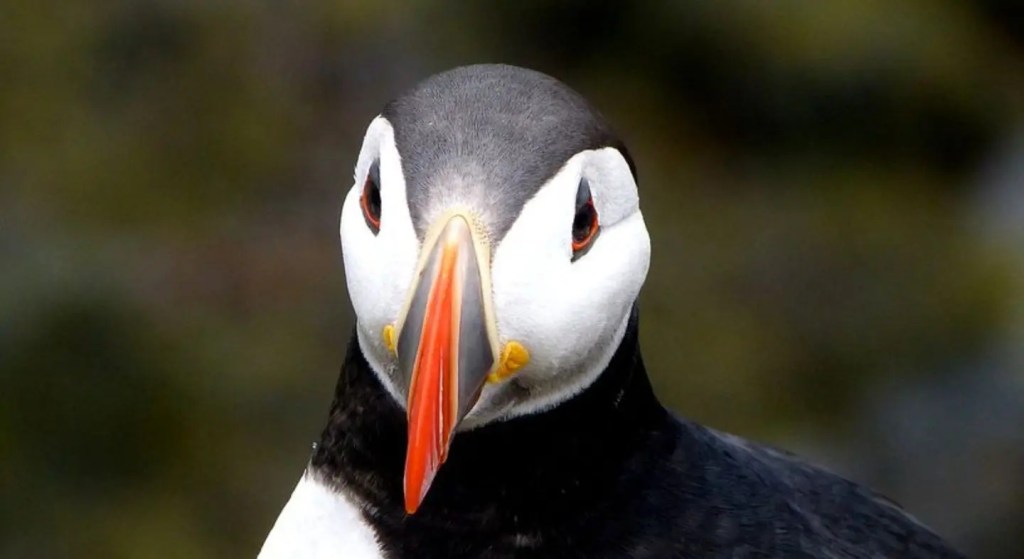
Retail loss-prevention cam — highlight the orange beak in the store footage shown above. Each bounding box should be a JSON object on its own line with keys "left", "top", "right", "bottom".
{"left": 394, "top": 213, "right": 499, "bottom": 514}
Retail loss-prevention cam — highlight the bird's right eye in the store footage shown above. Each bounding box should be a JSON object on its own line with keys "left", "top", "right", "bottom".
{"left": 360, "top": 161, "right": 382, "bottom": 234}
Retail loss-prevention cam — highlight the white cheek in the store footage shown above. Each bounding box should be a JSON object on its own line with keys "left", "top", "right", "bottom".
{"left": 340, "top": 188, "right": 390, "bottom": 340}
{"left": 493, "top": 214, "right": 649, "bottom": 376}
{"left": 490, "top": 149, "right": 650, "bottom": 403}
{"left": 340, "top": 118, "right": 419, "bottom": 380}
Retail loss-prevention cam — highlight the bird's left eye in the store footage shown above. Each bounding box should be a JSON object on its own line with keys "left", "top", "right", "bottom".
{"left": 571, "top": 178, "right": 600, "bottom": 260}
{"left": 360, "top": 161, "right": 382, "bottom": 234}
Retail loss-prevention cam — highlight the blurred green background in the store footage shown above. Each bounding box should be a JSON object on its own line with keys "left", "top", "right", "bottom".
{"left": 3, "top": 2, "right": 1024, "bottom": 557}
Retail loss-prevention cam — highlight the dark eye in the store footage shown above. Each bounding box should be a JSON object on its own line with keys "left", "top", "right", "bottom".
{"left": 360, "top": 161, "right": 382, "bottom": 234}
{"left": 571, "top": 178, "right": 600, "bottom": 260}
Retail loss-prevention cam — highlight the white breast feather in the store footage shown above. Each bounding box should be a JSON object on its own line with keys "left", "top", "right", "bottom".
{"left": 258, "top": 471, "right": 383, "bottom": 559}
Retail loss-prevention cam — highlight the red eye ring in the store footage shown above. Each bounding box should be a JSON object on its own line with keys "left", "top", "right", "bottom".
{"left": 571, "top": 199, "right": 599, "bottom": 252}
{"left": 360, "top": 162, "right": 382, "bottom": 233}
{"left": 571, "top": 178, "right": 599, "bottom": 259}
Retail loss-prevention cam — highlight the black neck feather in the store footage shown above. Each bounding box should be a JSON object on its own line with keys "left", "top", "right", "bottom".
{"left": 311, "top": 308, "right": 676, "bottom": 555}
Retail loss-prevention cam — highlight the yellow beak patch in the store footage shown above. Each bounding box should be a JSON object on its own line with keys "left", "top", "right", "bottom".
{"left": 487, "top": 341, "right": 530, "bottom": 384}
{"left": 382, "top": 324, "right": 397, "bottom": 355}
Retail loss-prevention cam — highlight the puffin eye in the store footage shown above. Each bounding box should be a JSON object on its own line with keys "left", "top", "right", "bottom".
{"left": 360, "top": 161, "right": 382, "bottom": 234}
{"left": 571, "top": 178, "right": 600, "bottom": 260}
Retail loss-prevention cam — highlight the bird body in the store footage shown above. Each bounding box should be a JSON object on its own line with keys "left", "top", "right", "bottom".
{"left": 262, "top": 314, "right": 961, "bottom": 558}
{"left": 259, "top": 64, "right": 964, "bottom": 558}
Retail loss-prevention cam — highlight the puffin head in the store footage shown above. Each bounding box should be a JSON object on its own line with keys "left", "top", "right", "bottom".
{"left": 339, "top": 64, "right": 651, "bottom": 513}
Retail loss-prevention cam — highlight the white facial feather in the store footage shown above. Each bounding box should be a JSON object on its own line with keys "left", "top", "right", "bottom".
{"left": 340, "top": 117, "right": 418, "bottom": 403}
{"left": 471, "top": 148, "right": 649, "bottom": 424}
{"left": 340, "top": 119, "right": 650, "bottom": 426}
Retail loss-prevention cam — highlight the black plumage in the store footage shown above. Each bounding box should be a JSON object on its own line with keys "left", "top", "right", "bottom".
{"left": 311, "top": 308, "right": 963, "bottom": 559}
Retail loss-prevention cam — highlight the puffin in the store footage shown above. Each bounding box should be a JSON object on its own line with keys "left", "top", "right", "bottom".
{"left": 258, "top": 64, "right": 964, "bottom": 558}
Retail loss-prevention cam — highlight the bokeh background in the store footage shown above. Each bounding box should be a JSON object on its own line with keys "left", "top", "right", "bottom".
{"left": 3, "top": 2, "right": 1023, "bottom": 557}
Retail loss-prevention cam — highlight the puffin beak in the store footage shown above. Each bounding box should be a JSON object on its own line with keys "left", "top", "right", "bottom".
{"left": 393, "top": 212, "right": 500, "bottom": 514}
